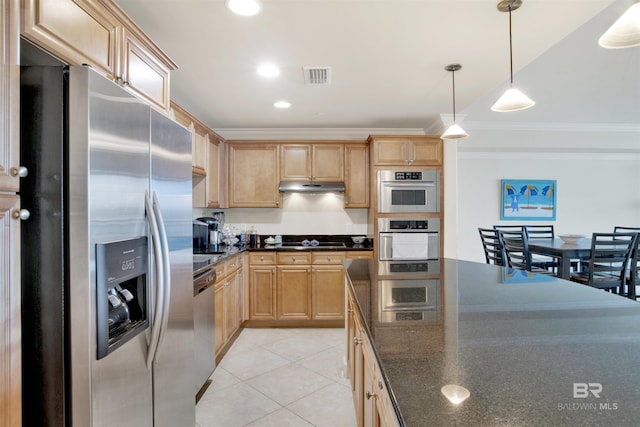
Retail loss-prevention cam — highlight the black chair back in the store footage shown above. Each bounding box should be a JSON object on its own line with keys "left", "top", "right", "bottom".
{"left": 478, "top": 228, "right": 503, "bottom": 265}
{"left": 580, "top": 232, "right": 637, "bottom": 292}
{"left": 524, "top": 225, "right": 554, "bottom": 239}
{"left": 498, "top": 229, "right": 530, "bottom": 271}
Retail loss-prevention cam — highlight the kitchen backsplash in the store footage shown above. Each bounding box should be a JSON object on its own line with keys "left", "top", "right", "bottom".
{"left": 193, "top": 193, "right": 369, "bottom": 235}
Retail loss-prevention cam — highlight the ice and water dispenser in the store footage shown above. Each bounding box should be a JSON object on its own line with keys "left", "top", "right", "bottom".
{"left": 96, "top": 237, "right": 149, "bottom": 359}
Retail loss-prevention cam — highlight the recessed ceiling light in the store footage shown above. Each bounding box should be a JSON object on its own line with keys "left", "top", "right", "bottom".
{"left": 257, "top": 64, "right": 280, "bottom": 78}
{"left": 274, "top": 101, "right": 291, "bottom": 109}
{"left": 226, "top": 0, "right": 262, "bottom": 16}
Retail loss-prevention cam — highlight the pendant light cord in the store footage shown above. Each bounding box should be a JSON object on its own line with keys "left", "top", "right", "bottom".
{"left": 451, "top": 69, "right": 457, "bottom": 122}
{"left": 508, "top": 5, "right": 514, "bottom": 86}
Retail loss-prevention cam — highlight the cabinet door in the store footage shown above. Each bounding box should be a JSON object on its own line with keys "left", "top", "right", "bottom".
{"left": 363, "top": 357, "right": 380, "bottom": 427}
{"left": 370, "top": 138, "right": 407, "bottom": 165}
{"left": 206, "top": 138, "right": 221, "bottom": 207}
{"left": 21, "top": 0, "right": 119, "bottom": 78}
{"left": 312, "top": 144, "right": 343, "bottom": 182}
{"left": 277, "top": 266, "right": 311, "bottom": 320}
{"left": 280, "top": 144, "right": 311, "bottom": 181}
{"left": 235, "top": 267, "right": 244, "bottom": 327}
{"left": 224, "top": 273, "right": 237, "bottom": 341}
{"left": 228, "top": 143, "right": 280, "bottom": 207}
{"left": 412, "top": 137, "right": 443, "bottom": 166}
{"left": 214, "top": 283, "right": 225, "bottom": 355}
{"left": 1, "top": 0, "right": 20, "bottom": 192}
{"left": 347, "top": 293, "right": 356, "bottom": 393}
{"left": 120, "top": 28, "right": 170, "bottom": 112}
{"left": 311, "top": 266, "right": 345, "bottom": 320}
{"left": 353, "top": 315, "right": 365, "bottom": 427}
{"left": 344, "top": 144, "right": 369, "bottom": 208}
{"left": 0, "top": 194, "right": 21, "bottom": 427}
{"left": 249, "top": 266, "right": 276, "bottom": 320}
{"left": 192, "top": 129, "right": 207, "bottom": 174}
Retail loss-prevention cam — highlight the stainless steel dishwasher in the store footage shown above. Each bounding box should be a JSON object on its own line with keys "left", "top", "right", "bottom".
{"left": 193, "top": 262, "right": 217, "bottom": 396}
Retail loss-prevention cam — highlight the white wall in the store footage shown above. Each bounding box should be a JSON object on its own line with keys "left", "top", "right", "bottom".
{"left": 454, "top": 127, "right": 640, "bottom": 263}
{"left": 193, "top": 193, "right": 369, "bottom": 236}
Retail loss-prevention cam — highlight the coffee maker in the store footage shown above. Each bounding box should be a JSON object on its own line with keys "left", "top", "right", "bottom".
{"left": 196, "top": 211, "right": 225, "bottom": 245}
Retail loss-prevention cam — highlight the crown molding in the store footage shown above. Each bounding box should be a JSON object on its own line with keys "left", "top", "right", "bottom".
{"left": 459, "top": 148, "right": 640, "bottom": 160}
{"left": 462, "top": 121, "right": 640, "bottom": 133}
{"left": 214, "top": 127, "right": 427, "bottom": 140}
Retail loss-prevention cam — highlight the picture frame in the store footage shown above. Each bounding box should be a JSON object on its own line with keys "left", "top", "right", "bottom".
{"left": 500, "top": 179, "right": 556, "bottom": 221}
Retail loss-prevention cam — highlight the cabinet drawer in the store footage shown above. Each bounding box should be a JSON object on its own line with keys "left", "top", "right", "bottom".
{"left": 277, "top": 252, "right": 311, "bottom": 265}
{"left": 311, "top": 252, "right": 345, "bottom": 265}
{"left": 226, "top": 255, "right": 241, "bottom": 273}
{"left": 214, "top": 259, "right": 227, "bottom": 281}
{"left": 345, "top": 251, "right": 373, "bottom": 259}
{"left": 249, "top": 252, "right": 276, "bottom": 265}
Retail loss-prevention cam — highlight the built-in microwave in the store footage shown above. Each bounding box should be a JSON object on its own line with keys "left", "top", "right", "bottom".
{"left": 378, "top": 170, "right": 440, "bottom": 213}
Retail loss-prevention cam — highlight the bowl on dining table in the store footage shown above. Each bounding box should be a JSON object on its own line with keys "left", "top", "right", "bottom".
{"left": 558, "top": 234, "right": 586, "bottom": 244}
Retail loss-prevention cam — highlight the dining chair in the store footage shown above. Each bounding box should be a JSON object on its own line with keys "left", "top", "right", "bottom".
{"left": 478, "top": 228, "right": 503, "bottom": 265}
{"left": 569, "top": 232, "right": 637, "bottom": 294}
{"left": 498, "top": 229, "right": 554, "bottom": 275}
{"left": 625, "top": 235, "right": 640, "bottom": 300}
{"left": 613, "top": 228, "right": 640, "bottom": 300}
{"left": 523, "top": 224, "right": 560, "bottom": 272}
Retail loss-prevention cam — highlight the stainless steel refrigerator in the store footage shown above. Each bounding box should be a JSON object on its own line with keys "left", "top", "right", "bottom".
{"left": 20, "top": 60, "right": 195, "bottom": 426}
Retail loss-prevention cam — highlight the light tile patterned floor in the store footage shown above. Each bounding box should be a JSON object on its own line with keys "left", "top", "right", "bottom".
{"left": 196, "top": 328, "right": 357, "bottom": 427}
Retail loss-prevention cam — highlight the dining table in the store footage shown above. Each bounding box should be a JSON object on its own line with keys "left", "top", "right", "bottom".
{"left": 528, "top": 237, "right": 592, "bottom": 280}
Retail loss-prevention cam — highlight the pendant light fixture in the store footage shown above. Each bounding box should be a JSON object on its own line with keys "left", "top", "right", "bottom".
{"left": 441, "top": 64, "right": 469, "bottom": 140}
{"left": 491, "top": 0, "right": 535, "bottom": 112}
{"left": 599, "top": 1, "right": 640, "bottom": 49}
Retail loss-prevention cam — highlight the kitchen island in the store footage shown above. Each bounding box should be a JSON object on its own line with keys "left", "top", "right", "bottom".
{"left": 344, "top": 258, "right": 640, "bottom": 426}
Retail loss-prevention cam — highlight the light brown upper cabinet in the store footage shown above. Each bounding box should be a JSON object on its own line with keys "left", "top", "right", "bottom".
{"left": 228, "top": 142, "right": 280, "bottom": 208}
{"left": 280, "top": 143, "right": 344, "bottom": 182}
{"left": 118, "top": 27, "right": 172, "bottom": 112}
{"left": 344, "top": 143, "right": 369, "bottom": 208}
{"left": 21, "top": 0, "right": 176, "bottom": 112}
{"left": 369, "top": 135, "right": 443, "bottom": 166}
{"left": 206, "top": 135, "right": 226, "bottom": 209}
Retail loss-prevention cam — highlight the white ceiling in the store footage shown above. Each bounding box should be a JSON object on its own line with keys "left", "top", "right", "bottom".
{"left": 115, "top": 0, "right": 639, "bottom": 135}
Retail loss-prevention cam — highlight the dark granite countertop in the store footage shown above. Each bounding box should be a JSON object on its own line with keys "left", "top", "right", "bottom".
{"left": 344, "top": 258, "right": 640, "bottom": 427}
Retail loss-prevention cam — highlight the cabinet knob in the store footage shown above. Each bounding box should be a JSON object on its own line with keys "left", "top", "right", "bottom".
{"left": 378, "top": 380, "right": 384, "bottom": 390}
{"left": 353, "top": 336, "right": 362, "bottom": 345}
{"left": 366, "top": 391, "right": 376, "bottom": 400}
{"left": 10, "top": 166, "right": 28, "bottom": 178}
{"left": 12, "top": 209, "right": 30, "bottom": 221}
{"left": 260, "top": 256, "right": 264, "bottom": 261}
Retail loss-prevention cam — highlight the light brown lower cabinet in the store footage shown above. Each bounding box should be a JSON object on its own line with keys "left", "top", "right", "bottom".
{"left": 214, "top": 255, "right": 243, "bottom": 357}
{"left": 248, "top": 251, "right": 347, "bottom": 324}
{"left": 347, "top": 287, "right": 400, "bottom": 427}
{"left": 277, "top": 265, "right": 312, "bottom": 320}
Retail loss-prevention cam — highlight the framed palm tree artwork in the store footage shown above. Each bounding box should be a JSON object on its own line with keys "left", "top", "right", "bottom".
{"left": 500, "top": 179, "right": 557, "bottom": 221}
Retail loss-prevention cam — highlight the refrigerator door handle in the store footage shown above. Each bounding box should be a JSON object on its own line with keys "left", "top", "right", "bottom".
{"left": 152, "top": 191, "right": 172, "bottom": 363}
{"left": 145, "top": 190, "right": 164, "bottom": 369}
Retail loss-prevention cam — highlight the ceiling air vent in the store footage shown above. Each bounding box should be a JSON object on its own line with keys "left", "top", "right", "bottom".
{"left": 303, "top": 66, "right": 332, "bottom": 85}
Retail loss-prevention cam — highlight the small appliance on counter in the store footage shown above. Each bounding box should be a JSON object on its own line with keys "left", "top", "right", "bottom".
{"left": 196, "top": 211, "right": 225, "bottom": 246}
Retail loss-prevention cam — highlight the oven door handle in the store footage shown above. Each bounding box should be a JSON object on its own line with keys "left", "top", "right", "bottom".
{"left": 382, "top": 181, "right": 435, "bottom": 187}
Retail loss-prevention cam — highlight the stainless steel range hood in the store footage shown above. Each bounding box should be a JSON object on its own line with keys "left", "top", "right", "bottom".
{"left": 278, "top": 181, "right": 345, "bottom": 193}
